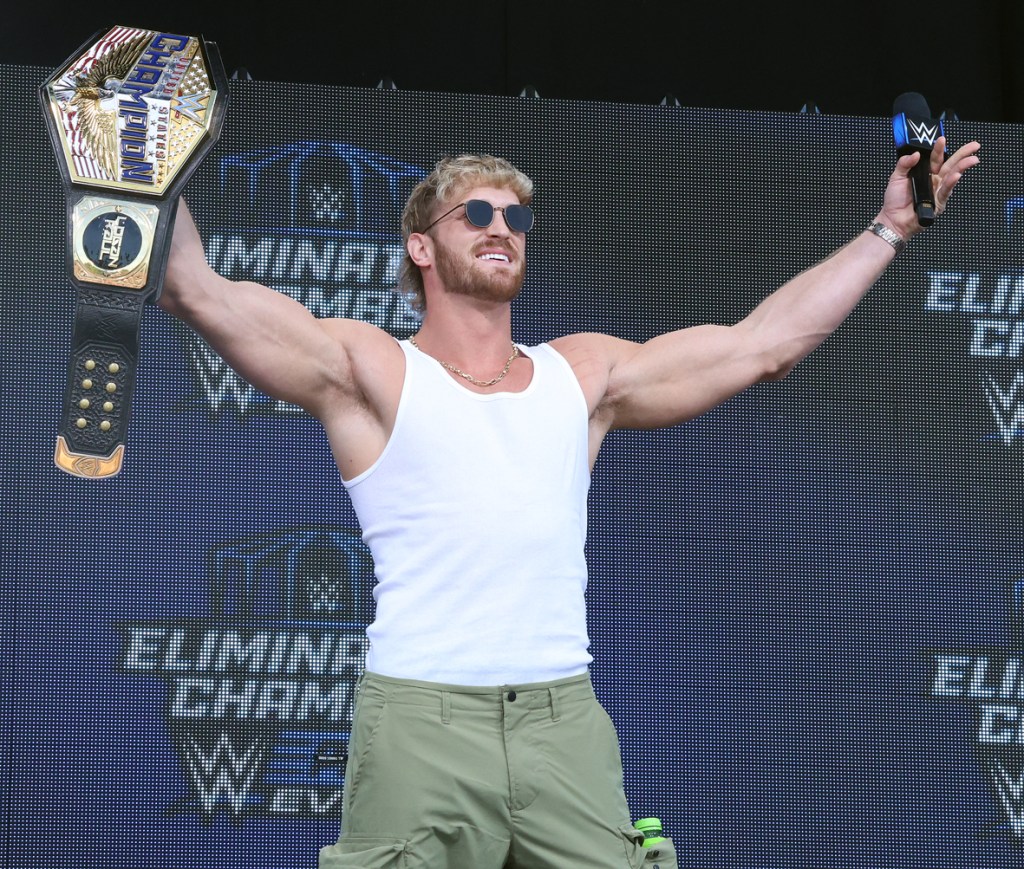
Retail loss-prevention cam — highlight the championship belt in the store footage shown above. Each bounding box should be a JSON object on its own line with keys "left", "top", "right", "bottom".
{"left": 39, "top": 26, "right": 228, "bottom": 478}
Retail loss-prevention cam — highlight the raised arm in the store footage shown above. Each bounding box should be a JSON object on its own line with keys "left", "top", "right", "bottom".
{"left": 567, "top": 136, "right": 981, "bottom": 434}
{"left": 160, "top": 198, "right": 361, "bottom": 418}
{"left": 159, "top": 200, "right": 408, "bottom": 479}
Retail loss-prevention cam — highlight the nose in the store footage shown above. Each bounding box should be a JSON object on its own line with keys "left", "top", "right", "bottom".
{"left": 485, "top": 211, "right": 513, "bottom": 238}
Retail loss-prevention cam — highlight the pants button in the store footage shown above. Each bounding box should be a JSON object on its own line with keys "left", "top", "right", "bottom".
{"left": 507, "top": 690, "right": 517, "bottom": 702}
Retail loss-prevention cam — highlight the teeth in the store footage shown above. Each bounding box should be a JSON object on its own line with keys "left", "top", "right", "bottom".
{"left": 478, "top": 253, "right": 509, "bottom": 262}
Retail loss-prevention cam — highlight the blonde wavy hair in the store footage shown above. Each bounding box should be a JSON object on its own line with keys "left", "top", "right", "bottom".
{"left": 399, "top": 154, "right": 533, "bottom": 312}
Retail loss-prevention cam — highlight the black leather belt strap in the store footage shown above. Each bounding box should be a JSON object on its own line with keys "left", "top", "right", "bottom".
{"left": 56, "top": 286, "right": 145, "bottom": 477}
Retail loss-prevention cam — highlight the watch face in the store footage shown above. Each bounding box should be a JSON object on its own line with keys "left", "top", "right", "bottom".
{"left": 72, "top": 196, "right": 159, "bottom": 289}
{"left": 41, "top": 26, "right": 222, "bottom": 196}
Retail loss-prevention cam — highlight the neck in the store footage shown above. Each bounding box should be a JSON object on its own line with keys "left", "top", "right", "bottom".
{"left": 416, "top": 298, "right": 514, "bottom": 365}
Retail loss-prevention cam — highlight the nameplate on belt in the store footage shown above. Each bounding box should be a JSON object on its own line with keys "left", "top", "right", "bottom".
{"left": 40, "top": 25, "right": 228, "bottom": 478}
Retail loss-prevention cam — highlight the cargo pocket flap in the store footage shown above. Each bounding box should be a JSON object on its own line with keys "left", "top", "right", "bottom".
{"left": 319, "top": 837, "right": 409, "bottom": 868}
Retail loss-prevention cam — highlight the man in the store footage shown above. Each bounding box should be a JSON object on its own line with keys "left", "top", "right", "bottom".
{"left": 161, "top": 141, "right": 980, "bottom": 868}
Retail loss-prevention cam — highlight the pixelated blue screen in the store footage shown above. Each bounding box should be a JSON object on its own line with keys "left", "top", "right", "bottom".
{"left": 4, "top": 63, "right": 1024, "bottom": 868}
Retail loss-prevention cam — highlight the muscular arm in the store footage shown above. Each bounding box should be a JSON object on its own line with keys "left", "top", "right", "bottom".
{"left": 596, "top": 226, "right": 896, "bottom": 430}
{"left": 159, "top": 198, "right": 361, "bottom": 418}
{"left": 567, "top": 138, "right": 981, "bottom": 435}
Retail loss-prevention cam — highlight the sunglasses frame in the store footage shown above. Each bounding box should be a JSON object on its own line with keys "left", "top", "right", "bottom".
{"left": 422, "top": 199, "right": 534, "bottom": 234}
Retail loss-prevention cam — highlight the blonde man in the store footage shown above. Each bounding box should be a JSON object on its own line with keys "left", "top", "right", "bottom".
{"left": 162, "top": 141, "right": 980, "bottom": 868}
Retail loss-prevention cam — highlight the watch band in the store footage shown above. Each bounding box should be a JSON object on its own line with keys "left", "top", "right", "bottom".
{"left": 867, "top": 221, "right": 907, "bottom": 255}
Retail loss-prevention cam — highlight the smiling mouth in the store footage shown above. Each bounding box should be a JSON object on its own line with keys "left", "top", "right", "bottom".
{"left": 477, "top": 253, "right": 511, "bottom": 263}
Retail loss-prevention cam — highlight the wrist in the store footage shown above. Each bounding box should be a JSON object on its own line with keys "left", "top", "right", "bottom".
{"left": 866, "top": 219, "right": 907, "bottom": 256}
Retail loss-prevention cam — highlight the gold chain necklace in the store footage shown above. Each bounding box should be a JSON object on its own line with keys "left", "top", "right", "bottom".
{"left": 408, "top": 334, "right": 520, "bottom": 388}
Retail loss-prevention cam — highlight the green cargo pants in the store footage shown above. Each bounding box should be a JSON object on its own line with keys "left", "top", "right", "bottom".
{"left": 319, "top": 671, "right": 677, "bottom": 868}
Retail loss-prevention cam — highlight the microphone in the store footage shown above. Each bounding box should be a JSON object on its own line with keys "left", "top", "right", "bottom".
{"left": 892, "top": 92, "right": 945, "bottom": 227}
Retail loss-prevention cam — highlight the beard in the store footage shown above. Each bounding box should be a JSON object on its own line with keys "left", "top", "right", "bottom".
{"left": 434, "top": 238, "right": 526, "bottom": 304}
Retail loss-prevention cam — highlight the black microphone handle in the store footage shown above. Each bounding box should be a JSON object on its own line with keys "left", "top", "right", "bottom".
{"left": 909, "top": 149, "right": 935, "bottom": 227}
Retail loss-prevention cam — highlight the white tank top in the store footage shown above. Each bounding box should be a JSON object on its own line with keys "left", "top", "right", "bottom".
{"left": 344, "top": 339, "right": 592, "bottom": 684}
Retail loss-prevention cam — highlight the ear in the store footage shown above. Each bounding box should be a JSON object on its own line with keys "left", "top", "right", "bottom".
{"left": 407, "top": 232, "right": 433, "bottom": 268}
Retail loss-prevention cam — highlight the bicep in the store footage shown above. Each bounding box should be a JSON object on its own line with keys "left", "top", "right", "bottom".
{"left": 170, "top": 275, "right": 355, "bottom": 415}
{"left": 603, "top": 322, "right": 773, "bottom": 430}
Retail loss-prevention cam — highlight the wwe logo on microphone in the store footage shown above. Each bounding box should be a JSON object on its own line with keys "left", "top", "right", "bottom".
{"left": 907, "top": 119, "right": 941, "bottom": 146}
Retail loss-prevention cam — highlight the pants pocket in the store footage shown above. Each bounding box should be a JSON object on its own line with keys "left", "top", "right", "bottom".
{"left": 618, "top": 824, "right": 678, "bottom": 869}
{"left": 319, "top": 837, "right": 409, "bottom": 868}
{"left": 640, "top": 836, "right": 678, "bottom": 868}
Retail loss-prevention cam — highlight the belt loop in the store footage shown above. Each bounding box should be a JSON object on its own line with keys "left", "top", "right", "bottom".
{"left": 548, "top": 686, "right": 561, "bottom": 722}
{"left": 442, "top": 690, "right": 451, "bottom": 725}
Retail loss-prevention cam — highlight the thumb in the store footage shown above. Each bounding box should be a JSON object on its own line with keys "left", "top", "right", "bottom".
{"left": 893, "top": 150, "right": 921, "bottom": 178}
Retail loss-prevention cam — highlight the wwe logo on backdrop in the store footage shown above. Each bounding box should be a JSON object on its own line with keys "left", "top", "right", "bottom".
{"left": 179, "top": 143, "right": 423, "bottom": 416}
{"left": 922, "top": 198, "right": 1024, "bottom": 445}
{"left": 990, "top": 760, "right": 1024, "bottom": 838}
{"left": 982, "top": 371, "right": 1024, "bottom": 446}
{"left": 928, "top": 578, "right": 1024, "bottom": 843}
{"left": 118, "top": 526, "right": 374, "bottom": 820}
{"left": 308, "top": 574, "right": 352, "bottom": 614}
{"left": 185, "top": 337, "right": 298, "bottom": 416}
{"left": 308, "top": 182, "right": 351, "bottom": 223}
{"left": 181, "top": 732, "right": 266, "bottom": 817}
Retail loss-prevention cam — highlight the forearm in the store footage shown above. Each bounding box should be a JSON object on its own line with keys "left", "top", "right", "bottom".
{"left": 739, "top": 219, "right": 900, "bottom": 378}
{"left": 159, "top": 197, "right": 226, "bottom": 325}
{"left": 158, "top": 245, "right": 226, "bottom": 324}
{"left": 599, "top": 140, "right": 980, "bottom": 429}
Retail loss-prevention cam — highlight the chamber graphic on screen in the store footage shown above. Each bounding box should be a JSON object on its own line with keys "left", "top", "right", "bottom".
{"left": 182, "top": 142, "right": 425, "bottom": 417}
{"left": 118, "top": 525, "right": 373, "bottom": 820}
{"left": 923, "top": 196, "right": 1024, "bottom": 445}
{"left": 928, "top": 579, "right": 1024, "bottom": 842}
{"left": 10, "top": 57, "right": 1024, "bottom": 865}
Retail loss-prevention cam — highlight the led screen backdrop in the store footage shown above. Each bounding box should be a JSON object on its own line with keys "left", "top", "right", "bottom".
{"left": 4, "top": 61, "right": 1024, "bottom": 868}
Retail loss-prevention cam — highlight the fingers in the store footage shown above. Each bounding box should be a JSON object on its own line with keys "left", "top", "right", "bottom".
{"left": 929, "top": 136, "right": 947, "bottom": 174}
{"left": 933, "top": 140, "right": 981, "bottom": 214}
{"left": 933, "top": 138, "right": 981, "bottom": 177}
{"left": 945, "top": 140, "right": 982, "bottom": 172}
{"left": 934, "top": 171, "right": 963, "bottom": 214}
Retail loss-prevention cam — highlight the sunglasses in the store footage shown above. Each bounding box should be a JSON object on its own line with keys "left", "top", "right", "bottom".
{"left": 423, "top": 199, "right": 534, "bottom": 234}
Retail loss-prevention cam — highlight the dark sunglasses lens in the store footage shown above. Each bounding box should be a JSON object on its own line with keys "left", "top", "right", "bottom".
{"left": 504, "top": 204, "right": 534, "bottom": 233}
{"left": 464, "top": 200, "right": 494, "bottom": 228}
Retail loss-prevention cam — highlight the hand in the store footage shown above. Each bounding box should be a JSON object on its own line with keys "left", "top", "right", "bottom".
{"left": 878, "top": 136, "right": 981, "bottom": 238}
